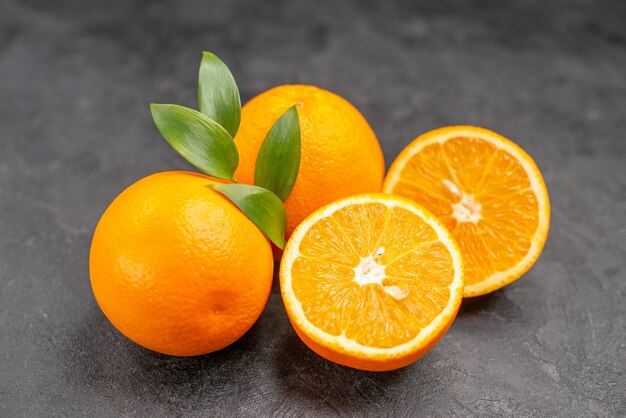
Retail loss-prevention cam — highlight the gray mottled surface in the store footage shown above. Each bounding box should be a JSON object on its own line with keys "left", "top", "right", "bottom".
{"left": 1, "top": 0, "right": 625, "bottom": 416}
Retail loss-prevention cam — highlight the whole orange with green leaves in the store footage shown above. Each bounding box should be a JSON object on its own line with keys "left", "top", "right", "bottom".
{"left": 89, "top": 171, "right": 273, "bottom": 356}
{"left": 234, "top": 84, "right": 386, "bottom": 237}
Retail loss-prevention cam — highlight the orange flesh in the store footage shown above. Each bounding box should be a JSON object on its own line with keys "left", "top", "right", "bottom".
{"left": 390, "top": 136, "right": 540, "bottom": 286}
{"left": 291, "top": 203, "right": 454, "bottom": 349}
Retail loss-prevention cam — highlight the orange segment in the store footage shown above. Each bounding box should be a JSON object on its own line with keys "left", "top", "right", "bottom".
{"left": 376, "top": 206, "right": 439, "bottom": 264}
{"left": 383, "top": 126, "right": 550, "bottom": 297}
{"left": 280, "top": 194, "right": 463, "bottom": 371}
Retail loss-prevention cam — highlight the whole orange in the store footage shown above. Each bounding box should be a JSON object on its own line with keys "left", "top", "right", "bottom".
{"left": 234, "top": 84, "right": 385, "bottom": 237}
{"left": 89, "top": 171, "right": 273, "bottom": 356}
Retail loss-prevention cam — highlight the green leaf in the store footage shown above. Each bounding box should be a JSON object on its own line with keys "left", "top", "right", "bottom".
{"left": 254, "top": 106, "right": 301, "bottom": 201}
{"left": 150, "top": 104, "right": 239, "bottom": 181}
{"left": 198, "top": 51, "right": 241, "bottom": 138}
{"left": 209, "top": 183, "right": 287, "bottom": 249}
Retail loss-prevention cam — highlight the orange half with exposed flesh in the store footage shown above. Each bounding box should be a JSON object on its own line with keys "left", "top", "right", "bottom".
{"left": 383, "top": 126, "right": 550, "bottom": 297}
{"left": 280, "top": 194, "right": 463, "bottom": 371}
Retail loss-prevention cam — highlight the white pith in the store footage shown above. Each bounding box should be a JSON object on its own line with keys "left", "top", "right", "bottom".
{"left": 353, "top": 246, "right": 410, "bottom": 301}
{"left": 442, "top": 179, "right": 482, "bottom": 224}
{"left": 353, "top": 247, "right": 386, "bottom": 286}
{"left": 451, "top": 192, "right": 482, "bottom": 224}
{"left": 280, "top": 195, "right": 464, "bottom": 358}
{"left": 382, "top": 126, "right": 550, "bottom": 297}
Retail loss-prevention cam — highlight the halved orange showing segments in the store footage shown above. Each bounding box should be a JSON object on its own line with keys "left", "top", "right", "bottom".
{"left": 383, "top": 126, "right": 550, "bottom": 297}
{"left": 280, "top": 194, "right": 463, "bottom": 371}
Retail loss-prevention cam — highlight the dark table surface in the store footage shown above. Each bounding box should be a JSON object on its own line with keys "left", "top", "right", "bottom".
{"left": 1, "top": 0, "right": 625, "bottom": 416}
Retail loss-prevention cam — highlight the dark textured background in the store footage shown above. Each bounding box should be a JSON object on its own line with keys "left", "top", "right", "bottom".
{"left": 1, "top": 0, "right": 625, "bottom": 416}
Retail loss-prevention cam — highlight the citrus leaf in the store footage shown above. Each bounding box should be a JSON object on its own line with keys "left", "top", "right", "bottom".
{"left": 209, "top": 183, "right": 287, "bottom": 249}
{"left": 198, "top": 51, "right": 241, "bottom": 138}
{"left": 150, "top": 104, "right": 239, "bottom": 181}
{"left": 254, "top": 106, "right": 301, "bottom": 201}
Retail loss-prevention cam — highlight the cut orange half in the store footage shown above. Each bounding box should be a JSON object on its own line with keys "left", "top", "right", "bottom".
{"left": 383, "top": 126, "right": 550, "bottom": 297}
{"left": 280, "top": 194, "right": 463, "bottom": 371}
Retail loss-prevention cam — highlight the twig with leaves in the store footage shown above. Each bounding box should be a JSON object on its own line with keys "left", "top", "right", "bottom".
{"left": 150, "top": 52, "right": 301, "bottom": 249}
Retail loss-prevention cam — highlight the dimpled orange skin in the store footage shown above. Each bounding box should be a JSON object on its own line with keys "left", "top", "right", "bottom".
{"left": 234, "top": 84, "right": 385, "bottom": 237}
{"left": 89, "top": 171, "right": 273, "bottom": 356}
